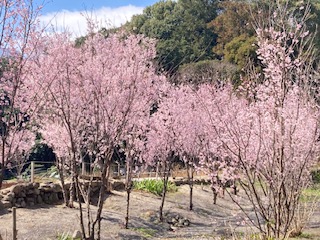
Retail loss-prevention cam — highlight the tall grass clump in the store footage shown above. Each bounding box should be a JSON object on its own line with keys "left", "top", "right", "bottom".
{"left": 133, "top": 179, "right": 177, "bottom": 196}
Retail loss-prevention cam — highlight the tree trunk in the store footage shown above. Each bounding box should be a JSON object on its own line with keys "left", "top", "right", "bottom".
{"left": 233, "top": 181, "right": 237, "bottom": 195}
{"left": 125, "top": 158, "right": 132, "bottom": 229}
{"left": 187, "top": 164, "right": 194, "bottom": 211}
{"left": 75, "top": 174, "right": 86, "bottom": 240}
{"left": 0, "top": 138, "right": 5, "bottom": 189}
{"left": 0, "top": 163, "right": 3, "bottom": 189}
{"left": 212, "top": 188, "right": 217, "bottom": 205}
{"left": 159, "top": 161, "right": 171, "bottom": 222}
{"left": 90, "top": 155, "right": 111, "bottom": 240}
{"left": 68, "top": 174, "right": 75, "bottom": 208}
{"left": 56, "top": 157, "right": 68, "bottom": 206}
{"left": 125, "top": 189, "right": 131, "bottom": 229}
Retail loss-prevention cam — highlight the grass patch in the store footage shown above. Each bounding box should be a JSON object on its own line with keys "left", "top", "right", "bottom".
{"left": 290, "top": 232, "right": 314, "bottom": 239}
{"left": 133, "top": 179, "right": 177, "bottom": 196}
{"left": 132, "top": 227, "right": 157, "bottom": 238}
{"left": 300, "top": 184, "right": 320, "bottom": 202}
{"left": 56, "top": 232, "right": 80, "bottom": 240}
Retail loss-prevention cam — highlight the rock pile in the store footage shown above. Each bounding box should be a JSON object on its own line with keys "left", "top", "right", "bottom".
{"left": 0, "top": 182, "right": 63, "bottom": 209}
{"left": 167, "top": 214, "right": 191, "bottom": 231}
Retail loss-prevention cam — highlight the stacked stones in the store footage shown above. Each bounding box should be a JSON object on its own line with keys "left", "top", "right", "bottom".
{"left": 167, "top": 214, "right": 191, "bottom": 231}
{"left": 0, "top": 182, "right": 63, "bottom": 209}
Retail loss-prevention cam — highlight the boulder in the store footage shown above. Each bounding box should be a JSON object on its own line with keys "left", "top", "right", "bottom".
{"left": 110, "top": 179, "right": 125, "bottom": 191}
{"left": 32, "top": 182, "right": 40, "bottom": 189}
{"left": 166, "top": 214, "right": 190, "bottom": 228}
{"left": 39, "top": 183, "right": 53, "bottom": 192}
{"left": 2, "top": 192, "right": 14, "bottom": 202}
{"left": 10, "top": 184, "right": 24, "bottom": 195}
{"left": 36, "top": 195, "right": 43, "bottom": 204}
{"left": 20, "top": 200, "right": 27, "bottom": 208}
{"left": 51, "top": 183, "right": 62, "bottom": 193}
{"left": 0, "top": 189, "right": 10, "bottom": 195}
{"left": 34, "top": 188, "right": 40, "bottom": 195}
{"left": 27, "top": 189, "right": 35, "bottom": 195}
{"left": 2, "top": 201, "right": 12, "bottom": 208}
{"left": 183, "top": 219, "right": 190, "bottom": 226}
{"left": 26, "top": 197, "right": 35, "bottom": 204}
{"left": 17, "top": 190, "right": 26, "bottom": 198}
{"left": 52, "top": 193, "right": 59, "bottom": 202}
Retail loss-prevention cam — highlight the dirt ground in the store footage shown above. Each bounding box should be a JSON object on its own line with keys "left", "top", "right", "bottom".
{"left": 0, "top": 184, "right": 319, "bottom": 240}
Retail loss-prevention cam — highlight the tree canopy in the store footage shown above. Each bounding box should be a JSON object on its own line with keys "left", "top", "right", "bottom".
{"left": 126, "top": 0, "right": 218, "bottom": 75}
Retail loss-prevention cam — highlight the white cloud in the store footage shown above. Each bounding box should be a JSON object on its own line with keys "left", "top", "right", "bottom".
{"left": 39, "top": 5, "right": 144, "bottom": 38}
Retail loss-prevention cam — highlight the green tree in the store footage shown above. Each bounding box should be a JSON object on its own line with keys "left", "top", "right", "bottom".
{"left": 175, "top": 60, "right": 240, "bottom": 86}
{"left": 126, "top": 0, "right": 218, "bottom": 75}
{"left": 208, "top": 1, "right": 255, "bottom": 58}
{"left": 223, "top": 34, "right": 257, "bottom": 68}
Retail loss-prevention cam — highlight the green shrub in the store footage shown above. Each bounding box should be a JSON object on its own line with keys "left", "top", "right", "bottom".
{"left": 133, "top": 179, "right": 177, "bottom": 196}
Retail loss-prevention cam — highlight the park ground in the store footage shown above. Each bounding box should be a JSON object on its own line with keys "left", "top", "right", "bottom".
{"left": 0, "top": 184, "right": 320, "bottom": 240}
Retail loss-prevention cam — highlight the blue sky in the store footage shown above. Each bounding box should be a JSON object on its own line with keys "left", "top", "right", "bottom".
{"left": 38, "top": 0, "right": 159, "bottom": 13}
{"left": 35, "top": 0, "right": 160, "bottom": 37}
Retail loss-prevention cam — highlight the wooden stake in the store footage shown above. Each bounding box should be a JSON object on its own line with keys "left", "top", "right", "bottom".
{"left": 31, "top": 161, "right": 34, "bottom": 183}
{"left": 12, "top": 207, "right": 17, "bottom": 240}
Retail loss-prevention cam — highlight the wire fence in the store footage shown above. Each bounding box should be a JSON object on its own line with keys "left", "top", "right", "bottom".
{"left": 3, "top": 160, "right": 209, "bottom": 184}
{"left": 3, "top": 161, "right": 55, "bottom": 182}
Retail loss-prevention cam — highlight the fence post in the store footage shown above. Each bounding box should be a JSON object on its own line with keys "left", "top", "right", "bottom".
{"left": 12, "top": 207, "right": 17, "bottom": 240}
{"left": 82, "top": 161, "right": 85, "bottom": 176}
{"left": 30, "top": 161, "right": 34, "bottom": 183}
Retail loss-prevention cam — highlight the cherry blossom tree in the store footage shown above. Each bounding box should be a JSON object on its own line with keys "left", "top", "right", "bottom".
{"left": 121, "top": 126, "right": 146, "bottom": 229}
{"left": 170, "top": 86, "right": 205, "bottom": 211}
{"left": 143, "top": 84, "right": 209, "bottom": 218}
{"left": 34, "top": 22, "right": 166, "bottom": 238}
{"left": 40, "top": 121, "right": 74, "bottom": 206}
{"left": 5, "top": 128, "right": 35, "bottom": 178}
{"left": 32, "top": 31, "right": 85, "bottom": 208}
{"left": 196, "top": 84, "right": 241, "bottom": 205}
{"left": 198, "top": 3, "right": 320, "bottom": 239}
{"left": 0, "top": 0, "right": 46, "bottom": 188}
{"left": 117, "top": 60, "right": 165, "bottom": 229}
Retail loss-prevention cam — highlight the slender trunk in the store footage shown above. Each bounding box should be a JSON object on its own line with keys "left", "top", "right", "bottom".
{"left": 159, "top": 161, "right": 171, "bottom": 222}
{"left": 87, "top": 175, "right": 93, "bottom": 238}
{"left": 233, "top": 180, "right": 237, "bottom": 195}
{"left": 68, "top": 173, "right": 75, "bottom": 208}
{"left": 212, "top": 188, "right": 217, "bottom": 205}
{"left": 75, "top": 174, "right": 86, "bottom": 240}
{"left": 0, "top": 138, "right": 5, "bottom": 189}
{"left": 125, "top": 189, "right": 131, "bottom": 229}
{"left": 90, "top": 156, "right": 111, "bottom": 240}
{"left": 0, "top": 162, "right": 3, "bottom": 189}
{"left": 125, "top": 158, "right": 132, "bottom": 229}
{"left": 87, "top": 194, "right": 91, "bottom": 238}
{"left": 187, "top": 164, "right": 194, "bottom": 211}
{"left": 57, "top": 158, "right": 68, "bottom": 206}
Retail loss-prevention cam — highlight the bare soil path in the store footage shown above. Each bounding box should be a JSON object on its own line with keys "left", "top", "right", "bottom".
{"left": 0, "top": 184, "right": 319, "bottom": 240}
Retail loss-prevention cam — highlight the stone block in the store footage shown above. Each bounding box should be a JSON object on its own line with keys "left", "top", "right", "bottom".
{"left": 36, "top": 195, "right": 43, "bottom": 204}
{"left": 2, "top": 200, "right": 12, "bottom": 208}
